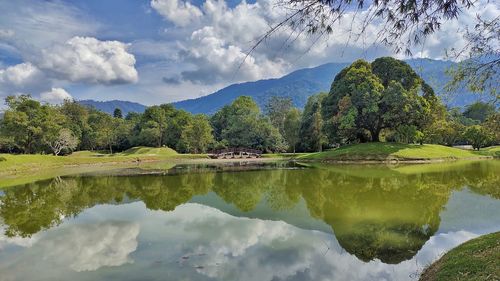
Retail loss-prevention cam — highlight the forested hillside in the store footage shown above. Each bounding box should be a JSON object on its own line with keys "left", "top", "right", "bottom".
{"left": 78, "top": 100, "right": 146, "bottom": 115}
{"left": 173, "top": 59, "right": 487, "bottom": 114}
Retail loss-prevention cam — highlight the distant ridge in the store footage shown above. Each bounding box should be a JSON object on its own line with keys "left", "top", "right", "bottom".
{"left": 172, "top": 58, "right": 487, "bottom": 114}
{"left": 78, "top": 100, "right": 147, "bottom": 115}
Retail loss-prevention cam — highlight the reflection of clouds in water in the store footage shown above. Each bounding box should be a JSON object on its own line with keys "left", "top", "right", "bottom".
{"left": 160, "top": 204, "right": 482, "bottom": 281}
{"left": 41, "top": 222, "right": 140, "bottom": 272}
{"left": 0, "top": 202, "right": 488, "bottom": 281}
{"left": 414, "top": 230, "right": 478, "bottom": 265}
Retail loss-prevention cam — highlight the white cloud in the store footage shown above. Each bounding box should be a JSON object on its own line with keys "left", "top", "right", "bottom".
{"left": 0, "top": 0, "right": 98, "bottom": 50}
{"left": 157, "top": 0, "right": 389, "bottom": 85}
{"left": 37, "top": 37, "right": 138, "bottom": 85}
{"left": 151, "top": 0, "right": 203, "bottom": 27}
{"left": 0, "top": 63, "right": 51, "bottom": 96}
{"left": 0, "top": 29, "right": 15, "bottom": 39}
{"left": 40, "top": 88, "right": 73, "bottom": 104}
{"left": 180, "top": 26, "right": 286, "bottom": 83}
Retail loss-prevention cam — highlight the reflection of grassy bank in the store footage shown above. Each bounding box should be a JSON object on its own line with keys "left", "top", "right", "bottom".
{"left": 300, "top": 143, "right": 498, "bottom": 162}
{"left": 419, "top": 232, "right": 500, "bottom": 281}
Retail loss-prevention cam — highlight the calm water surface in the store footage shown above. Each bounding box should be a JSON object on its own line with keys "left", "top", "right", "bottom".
{"left": 0, "top": 161, "right": 499, "bottom": 281}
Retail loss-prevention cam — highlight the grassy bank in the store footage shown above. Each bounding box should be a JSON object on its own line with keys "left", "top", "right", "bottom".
{"left": 419, "top": 231, "right": 499, "bottom": 281}
{"left": 299, "top": 143, "right": 498, "bottom": 162}
{"left": 1, "top": 143, "right": 498, "bottom": 188}
{"left": 0, "top": 147, "right": 207, "bottom": 187}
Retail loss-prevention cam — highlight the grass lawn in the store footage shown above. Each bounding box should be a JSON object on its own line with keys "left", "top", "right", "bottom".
{"left": 299, "top": 143, "right": 497, "bottom": 162}
{"left": 419, "top": 231, "right": 499, "bottom": 281}
{"left": 0, "top": 146, "right": 208, "bottom": 188}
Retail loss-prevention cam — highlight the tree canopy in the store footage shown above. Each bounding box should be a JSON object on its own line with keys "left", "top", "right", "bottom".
{"left": 322, "top": 58, "right": 434, "bottom": 143}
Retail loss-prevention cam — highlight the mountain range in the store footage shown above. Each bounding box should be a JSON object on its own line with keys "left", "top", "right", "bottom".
{"left": 80, "top": 58, "right": 487, "bottom": 115}
{"left": 78, "top": 100, "right": 147, "bottom": 116}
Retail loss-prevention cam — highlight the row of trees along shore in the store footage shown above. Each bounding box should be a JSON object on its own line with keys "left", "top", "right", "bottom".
{"left": 0, "top": 57, "right": 498, "bottom": 155}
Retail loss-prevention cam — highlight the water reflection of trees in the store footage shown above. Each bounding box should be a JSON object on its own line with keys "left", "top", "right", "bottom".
{"left": 0, "top": 161, "right": 498, "bottom": 263}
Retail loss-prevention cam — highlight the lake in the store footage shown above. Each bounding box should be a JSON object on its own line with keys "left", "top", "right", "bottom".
{"left": 0, "top": 160, "right": 499, "bottom": 281}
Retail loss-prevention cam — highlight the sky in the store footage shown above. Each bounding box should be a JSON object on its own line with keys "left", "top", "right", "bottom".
{"left": 0, "top": 0, "right": 498, "bottom": 108}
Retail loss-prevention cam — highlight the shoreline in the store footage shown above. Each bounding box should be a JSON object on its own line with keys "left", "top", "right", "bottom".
{"left": 1, "top": 154, "right": 496, "bottom": 175}
{"left": 296, "top": 155, "right": 495, "bottom": 164}
{"left": 1, "top": 153, "right": 498, "bottom": 189}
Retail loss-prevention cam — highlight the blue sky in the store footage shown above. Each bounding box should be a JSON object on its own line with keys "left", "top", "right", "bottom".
{"left": 0, "top": 0, "right": 497, "bottom": 108}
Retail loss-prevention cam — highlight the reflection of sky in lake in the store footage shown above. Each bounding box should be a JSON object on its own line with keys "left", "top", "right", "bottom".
{"left": 0, "top": 188, "right": 498, "bottom": 281}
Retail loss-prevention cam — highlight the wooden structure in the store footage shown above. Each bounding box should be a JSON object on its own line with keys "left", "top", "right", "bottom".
{"left": 208, "top": 148, "right": 262, "bottom": 159}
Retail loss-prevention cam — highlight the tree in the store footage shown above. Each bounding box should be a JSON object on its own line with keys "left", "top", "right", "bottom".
{"left": 265, "top": 96, "right": 293, "bottom": 136}
{"left": 0, "top": 136, "right": 16, "bottom": 153}
{"left": 322, "top": 60, "right": 384, "bottom": 142}
{"left": 88, "top": 111, "right": 119, "bottom": 153}
{"left": 181, "top": 114, "right": 214, "bottom": 153}
{"left": 283, "top": 108, "right": 301, "bottom": 153}
{"left": 1, "top": 95, "right": 45, "bottom": 153}
{"left": 424, "top": 120, "right": 464, "bottom": 146}
{"left": 60, "top": 100, "right": 90, "bottom": 151}
{"left": 141, "top": 106, "right": 167, "bottom": 147}
{"left": 322, "top": 58, "right": 436, "bottom": 143}
{"left": 211, "top": 96, "right": 284, "bottom": 152}
{"left": 45, "top": 128, "right": 79, "bottom": 156}
{"left": 163, "top": 106, "right": 192, "bottom": 152}
{"left": 463, "top": 102, "right": 495, "bottom": 122}
{"left": 113, "top": 108, "right": 123, "bottom": 119}
{"left": 484, "top": 113, "right": 500, "bottom": 144}
{"left": 463, "top": 125, "right": 493, "bottom": 150}
{"left": 448, "top": 107, "right": 479, "bottom": 126}
{"left": 394, "top": 125, "right": 421, "bottom": 144}
{"left": 300, "top": 93, "right": 327, "bottom": 151}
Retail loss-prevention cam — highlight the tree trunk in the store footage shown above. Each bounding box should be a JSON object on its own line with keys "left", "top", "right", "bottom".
{"left": 371, "top": 129, "right": 381, "bottom": 142}
{"left": 109, "top": 143, "right": 113, "bottom": 154}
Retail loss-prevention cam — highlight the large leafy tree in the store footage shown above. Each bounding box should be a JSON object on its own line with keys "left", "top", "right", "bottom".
{"left": 181, "top": 114, "right": 214, "bottom": 153}
{"left": 163, "top": 106, "right": 193, "bottom": 152}
{"left": 463, "top": 102, "right": 496, "bottom": 122}
{"left": 265, "top": 96, "right": 293, "bottom": 136}
{"left": 322, "top": 58, "right": 436, "bottom": 143}
{"left": 283, "top": 108, "right": 302, "bottom": 153}
{"left": 300, "top": 93, "right": 327, "bottom": 151}
{"left": 211, "top": 96, "right": 284, "bottom": 152}
{"left": 60, "top": 101, "right": 90, "bottom": 151}
{"left": 322, "top": 60, "right": 384, "bottom": 142}
{"left": 484, "top": 113, "right": 500, "bottom": 144}
{"left": 139, "top": 106, "right": 168, "bottom": 148}
{"left": 88, "top": 111, "right": 120, "bottom": 153}
{"left": 1, "top": 95, "right": 46, "bottom": 153}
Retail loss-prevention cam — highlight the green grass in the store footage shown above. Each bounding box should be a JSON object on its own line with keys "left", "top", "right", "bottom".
{"left": 419, "top": 231, "right": 499, "bottom": 281}
{"left": 480, "top": 146, "right": 500, "bottom": 157}
{"left": 120, "top": 146, "right": 178, "bottom": 156}
{"left": 0, "top": 146, "right": 211, "bottom": 188}
{"left": 299, "top": 143, "right": 497, "bottom": 161}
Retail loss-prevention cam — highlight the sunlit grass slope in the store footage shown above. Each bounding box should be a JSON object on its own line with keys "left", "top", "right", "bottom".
{"left": 0, "top": 146, "right": 212, "bottom": 188}
{"left": 300, "top": 143, "right": 496, "bottom": 161}
{"left": 0, "top": 146, "right": 203, "bottom": 181}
